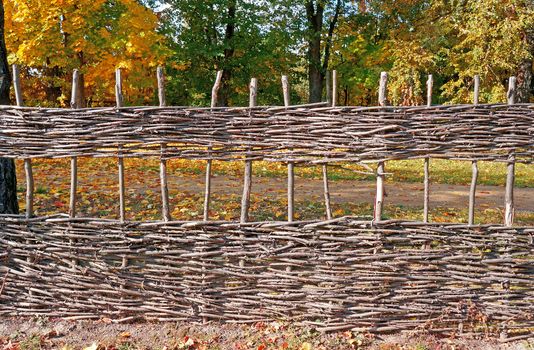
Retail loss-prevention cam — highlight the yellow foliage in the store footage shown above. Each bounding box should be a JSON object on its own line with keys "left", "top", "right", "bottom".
{"left": 5, "top": 0, "right": 169, "bottom": 107}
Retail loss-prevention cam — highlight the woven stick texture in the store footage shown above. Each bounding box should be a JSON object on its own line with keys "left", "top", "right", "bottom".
{"left": 0, "top": 104, "right": 533, "bottom": 162}
{"left": 1, "top": 215, "right": 533, "bottom": 336}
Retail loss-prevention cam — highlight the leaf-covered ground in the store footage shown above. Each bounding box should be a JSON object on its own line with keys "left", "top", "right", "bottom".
{"left": 1, "top": 318, "right": 530, "bottom": 350}
{"left": 13, "top": 158, "right": 534, "bottom": 224}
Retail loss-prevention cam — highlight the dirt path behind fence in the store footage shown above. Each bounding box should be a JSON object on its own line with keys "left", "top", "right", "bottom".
{"left": 166, "top": 175, "right": 534, "bottom": 212}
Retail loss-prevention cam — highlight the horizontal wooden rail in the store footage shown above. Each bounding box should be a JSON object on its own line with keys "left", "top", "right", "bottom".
{"left": 1, "top": 104, "right": 534, "bottom": 163}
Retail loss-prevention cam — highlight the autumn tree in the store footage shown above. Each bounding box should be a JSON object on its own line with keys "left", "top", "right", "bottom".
{"left": 0, "top": 0, "right": 18, "bottom": 215}
{"left": 4, "top": 0, "right": 168, "bottom": 107}
{"left": 382, "top": 0, "right": 534, "bottom": 105}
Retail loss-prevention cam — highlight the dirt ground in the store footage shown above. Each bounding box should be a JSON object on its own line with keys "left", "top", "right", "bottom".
{"left": 0, "top": 318, "right": 532, "bottom": 350}
{"left": 165, "top": 174, "right": 534, "bottom": 212}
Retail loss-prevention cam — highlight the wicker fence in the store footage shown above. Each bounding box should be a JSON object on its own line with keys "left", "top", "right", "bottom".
{"left": 0, "top": 69, "right": 533, "bottom": 341}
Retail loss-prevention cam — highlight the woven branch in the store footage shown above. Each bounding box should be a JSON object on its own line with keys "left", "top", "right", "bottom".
{"left": 1, "top": 215, "right": 533, "bottom": 336}
{"left": 2, "top": 103, "right": 534, "bottom": 339}
{"left": 0, "top": 104, "right": 533, "bottom": 163}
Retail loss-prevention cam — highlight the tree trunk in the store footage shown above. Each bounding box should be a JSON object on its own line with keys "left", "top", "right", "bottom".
{"left": 516, "top": 31, "right": 533, "bottom": 103}
{"left": 0, "top": 0, "right": 18, "bottom": 214}
{"left": 218, "top": 0, "right": 236, "bottom": 107}
{"left": 516, "top": 58, "right": 532, "bottom": 103}
{"left": 0, "top": 159, "right": 18, "bottom": 214}
{"left": 306, "top": 1, "right": 324, "bottom": 103}
{"left": 306, "top": 0, "right": 342, "bottom": 103}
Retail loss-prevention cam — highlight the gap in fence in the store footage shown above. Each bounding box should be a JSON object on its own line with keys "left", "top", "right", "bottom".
{"left": 13, "top": 157, "right": 534, "bottom": 224}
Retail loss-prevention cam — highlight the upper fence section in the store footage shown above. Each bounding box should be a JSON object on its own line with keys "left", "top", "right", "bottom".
{"left": 1, "top": 103, "right": 533, "bottom": 163}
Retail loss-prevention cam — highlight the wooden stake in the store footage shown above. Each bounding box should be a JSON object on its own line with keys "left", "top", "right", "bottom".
{"left": 204, "top": 71, "right": 223, "bottom": 221}
{"left": 505, "top": 155, "right": 515, "bottom": 227}
{"left": 505, "top": 77, "right": 516, "bottom": 227}
{"left": 160, "top": 145, "right": 171, "bottom": 222}
{"left": 426, "top": 74, "right": 433, "bottom": 107}
{"left": 116, "top": 69, "right": 126, "bottom": 223}
{"left": 12, "top": 65, "right": 33, "bottom": 219}
{"left": 423, "top": 158, "right": 430, "bottom": 223}
{"left": 202, "top": 70, "right": 222, "bottom": 323}
{"left": 240, "top": 78, "right": 256, "bottom": 223}
{"left": 473, "top": 75, "right": 480, "bottom": 105}
{"left": 375, "top": 72, "right": 387, "bottom": 221}
{"left": 12, "top": 64, "right": 23, "bottom": 106}
{"left": 115, "top": 68, "right": 124, "bottom": 108}
{"left": 157, "top": 66, "right": 166, "bottom": 107}
{"left": 68, "top": 69, "right": 81, "bottom": 269}
{"left": 468, "top": 161, "right": 478, "bottom": 226}
{"left": 507, "top": 76, "right": 516, "bottom": 105}
{"left": 69, "top": 69, "right": 80, "bottom": 218}
{"left": 469, "top": 76, "right": 480, "bottom": 225}
{"left": 281, "top": 75, "right": 290, "bottom": 107}
{"left": 423, "top": 74, "right": 432, "bottom": 222}
{"left": 321, "top": 70, "right": 336, "bottom": 220}
{"left": 332, "top": 70, "right": 338, "bottom": 107}
{"left": 157, "top": 68, "right": 171, "bottom": 222}
{"left": 322, "top": 164, "right": 332, "bottom": 220}
{"left": 282, "top": 75, "right": 294, "bottom": 222}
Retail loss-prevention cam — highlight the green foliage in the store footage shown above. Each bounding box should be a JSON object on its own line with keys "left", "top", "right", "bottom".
{"left": 385, "top": 0, "right": 534, "bottom": 104}
{"left": 5, "top": 0, "right": 534, "bottom": 106}
{"left": 159, "top": 0, "right": 304, "bottom": 106}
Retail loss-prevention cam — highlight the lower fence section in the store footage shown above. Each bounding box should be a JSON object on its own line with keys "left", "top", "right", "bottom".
{"left": 1, "top": 215, "right": 533, "bottom": 338}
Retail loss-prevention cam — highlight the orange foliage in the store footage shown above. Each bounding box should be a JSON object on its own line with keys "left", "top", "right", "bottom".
{"left": 4, "top": 0, "right": 169, "bottom": 106}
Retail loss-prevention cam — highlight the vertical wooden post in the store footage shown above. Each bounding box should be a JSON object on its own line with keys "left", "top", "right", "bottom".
{"left": 423, "top": 74, "right": 433, "bottom": 222}
{"left": 240, "top": 78, "right": 256, "bottom": 223}
{"left": 204, "top": 71, "right": 222, "bottom": 221}
{"left": 326, "top": 70, "right": 332, "bottom": 106}
{"left": 282, "top": 75, "right": 294, "bottom": 222}
{"left": 13, "top": 65, "right": 33, "bottom": 270}
{"left": 321, "top": 70, "right": 336, "bottom": 220}
{"left": 473, "top": 75, "right": 480, "bottom": 105}
{"left": 69, "top": 69, "right": 80, "bottom": 218}
{"left": 69, "top": 70, "right": 81, "bottom": 269}
{"left": 157, "top": 66, "right": 166, "bottom": 107}
{"left": 13, "top": 65, "right": 33, "bottom": 219}
{"left": 115, "top": 68, "right": 124, "bottom": 108}
{"left": 322, "top": 165, "right": 332, "bottom": 220}
{"left": 281, "top": 75, "right": 290, "bottom": 107}
{"left": 24, "top": 159, "right": 33, "bottom": 219}
{"left": 507, "top": 76, "right": 516, "bottom": 105}
{"left": 426, "top": 74, "right": 433, "bottom": 107}
{"left": 374, "top": 72, "right": 388, "bottom": 221}
{"left": 423, "top": 159, "right": 430, "bottom": 222}
{"left": 12, "top": 64, "right": 23, "bottom": 106}
{"left": 158, "top": 67, "right": 171, "bottom": 222}
{"left": 468, "top": 161, "right": 478, "bottom": 226}
{"left": 469, "top": 75, "right": 480, "bottom": 226}
{"left": 504, "top": 77, "right": 516, "bottom": 227}
{"left": 116, "top": 69, "right": 126, "bottom": 223}
{"left": 332, "top": 70, "right": 338, "bottom": 107}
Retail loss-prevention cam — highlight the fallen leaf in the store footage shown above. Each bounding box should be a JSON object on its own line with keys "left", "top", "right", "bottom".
{"left": 83, "top": 343, "right": 98, "bottom": 350}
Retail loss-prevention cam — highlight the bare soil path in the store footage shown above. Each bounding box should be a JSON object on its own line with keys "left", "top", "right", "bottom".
{"left": 1, "top": 318, "right": 529, "bottom": 350}
{"left": 165, "top": 175, "right": 534, "bottom": 212}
